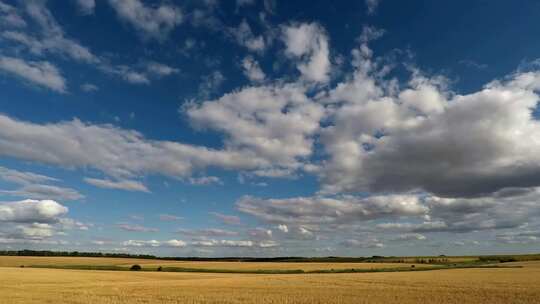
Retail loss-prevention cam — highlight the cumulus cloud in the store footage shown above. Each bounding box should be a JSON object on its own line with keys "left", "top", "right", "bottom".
{"left": 108, "top": 0, "right": 183, "bottom": 41}
{"left": 0, "top": 199, "right": 68, "bottom": 223}
{"left": 84, "top": 177, "right": 150, "bottom": 192}
{"left": 317, "top": 29, "right": 540, "bottom": 199}
{"left": 0, "top": 56, "right": 66, "bottom": 92}
{"left": 186, "top": 84, "right": 324, "bottom": 176}
{"left": 282, "top": 22, "right": 331, "bottom": 83}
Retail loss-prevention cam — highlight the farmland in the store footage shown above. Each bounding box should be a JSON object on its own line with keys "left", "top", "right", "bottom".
{"left": 1, "top": 256, "right": 540, "bottom": 303}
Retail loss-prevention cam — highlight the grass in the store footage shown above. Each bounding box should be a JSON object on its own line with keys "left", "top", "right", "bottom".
{"left": 1, "top": 261, "right": 539, "bottom": 304}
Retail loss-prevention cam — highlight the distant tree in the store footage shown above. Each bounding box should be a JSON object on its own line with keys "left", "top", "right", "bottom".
{"left": 130, "top": 264, "right": 142, "bottom": 271}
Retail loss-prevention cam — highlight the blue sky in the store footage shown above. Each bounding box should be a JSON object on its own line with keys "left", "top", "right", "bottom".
{"left": 1, "top": 0, "right": 540, "bottom": 257}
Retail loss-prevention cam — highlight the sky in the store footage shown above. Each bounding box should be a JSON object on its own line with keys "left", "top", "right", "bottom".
{"left": 1, "top": 0, "right": 540, "bottom": 257}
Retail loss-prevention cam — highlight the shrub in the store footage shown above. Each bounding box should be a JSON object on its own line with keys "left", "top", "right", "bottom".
{"left": 130, "top": 264, "right": 142, "bottom": 271}
{"left": 157, "top": 266, "right": 162, "bottom": 271}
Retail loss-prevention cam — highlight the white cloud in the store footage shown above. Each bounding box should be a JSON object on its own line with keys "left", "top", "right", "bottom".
{"left": 241, "top": 56, "right": 265, "bottom": 82}
{"left": 282, "top": 22, "right": 331, "bottom": 83}
{"left": 0, "top": 56, "right": 66, "bottom": 92}
{"left": 164, "top": 239, "right": 187, "bottom": 247}
{"left": 23, "top": 1, "right": 99, "bottom": 63}
{"left": 1, "top": 184, "right": 84, "bottom": 201}
{"left": 277, "top": 224, "right": 288, "bottom": 233}
{"left": 0, "top": 113, "right": 266, "bottom": 182}
{"left": 0, "top": 166, "right": 57, "bottom": 185}
{"left": 0, "top": 167, "right": 83, "bottom": 201}
{"left": 84, "top": 177, "right": 150, "bottom": 192}
{"left": 75, "top": 0, "right": 95, "bottom": 15}
{"left": 0, "top": 199, "right": 68, "bottom": 223}
{"left": 341, "top": 238, "right": 383, "bottom": 248}
{"left": 123, "top": 239, "right": 161, "bottom": 247}
{"left": 186, "top": 84, "right": 324, "bottom": 176}
{"left": 108, "top": 0, "right": 183, "bottom": 41}
{"left": 145, "top": 61, "right": 179, "bottom": 77}
{"left": 237, "top": 194, "right": 427, "bottom": 224}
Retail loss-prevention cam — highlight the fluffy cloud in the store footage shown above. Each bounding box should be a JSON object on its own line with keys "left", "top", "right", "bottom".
{"left": 317, "top": 28, "right": 540, "bottom": 199}
{"left": 236, "top": 194, "right": 427, "bottom": 224}
{"left": 108, "top": 0, "right": 183, "bottom": 41}
{"left": 282, "top": 22, "right": 331, "bottom": 83}
{"left": 84, "top": 178, "right": 150, "bottom": 192}
{"left": 0, "top": 113, "right": 267, "bottom": 181}
{"left": 187, "top": 84, "right": 324, "bottom": 175}
{"left": 0, "top": 199, "right": 68, "bottom": 223}
{"left": 0, "top": 56, "right": 66, "bottom": 92}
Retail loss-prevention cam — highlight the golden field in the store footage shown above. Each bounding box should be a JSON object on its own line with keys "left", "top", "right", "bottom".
{"left": 0, "top": 256, "right": 432, "bottom": 271}
{"left": 1, "top": 257, "right": 540, "bottom": 304}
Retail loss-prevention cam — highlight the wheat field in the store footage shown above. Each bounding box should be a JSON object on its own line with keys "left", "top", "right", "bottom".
{"left": 0, "top": 256, "right": 432, "bottom": 271}
{"left": 1, "top": 257, "right": 539, "bottom": 304}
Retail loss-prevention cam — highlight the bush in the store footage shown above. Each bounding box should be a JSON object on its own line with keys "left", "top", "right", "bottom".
{"left": 157, "top": 266, "right": 162, "bottom": 271}
{"left": 130, "top": 264, "right": 142, "bottom": 271}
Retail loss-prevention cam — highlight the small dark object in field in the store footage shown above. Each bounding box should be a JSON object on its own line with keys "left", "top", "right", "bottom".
{"left": 411, "top": 265, "right": 415, "bottom": 268}
{"left": 157, "top": 266, "right": 162, "bottom": 271}
{"left": 20, "top": 265, "right": 24, "bottom": 268}
{"left": 130, "top": 264, "right": 142, "bottom": 271}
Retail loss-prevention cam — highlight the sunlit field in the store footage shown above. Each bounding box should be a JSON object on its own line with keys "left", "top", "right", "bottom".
{"left": 0, "top": 256, "right": 434, "bottom": 271}
{"left": 1, "top": 257, "right": 540, "bottom": 304}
